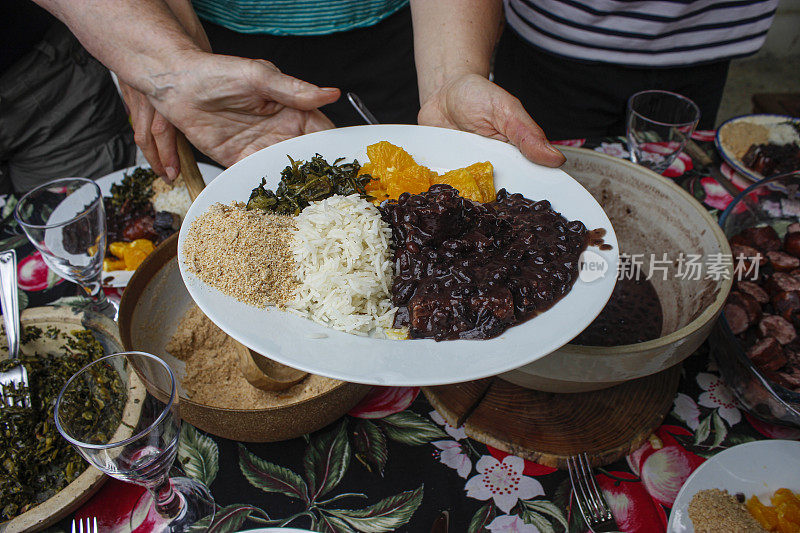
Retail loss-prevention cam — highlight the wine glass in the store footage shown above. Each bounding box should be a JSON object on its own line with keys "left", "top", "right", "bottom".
{"left": 626, "top": 90, "right": 700, "bottom": 173}
{"left": 54, "top": 351, "right": 215, "bottom": 532}
{"left": 14, "top": 177, "right": 116, "bottom": 318}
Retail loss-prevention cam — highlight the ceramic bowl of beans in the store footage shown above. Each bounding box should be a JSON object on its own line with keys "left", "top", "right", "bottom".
{"left": 502, "top": 146, "right": 733, "bottom": 393}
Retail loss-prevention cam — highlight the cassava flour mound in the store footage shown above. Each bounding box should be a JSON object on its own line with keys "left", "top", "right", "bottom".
{"left": 288, "top": 194, "right": 396, "bottom": 336}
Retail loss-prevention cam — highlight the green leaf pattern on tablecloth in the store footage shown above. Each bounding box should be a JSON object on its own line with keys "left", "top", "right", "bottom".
{"left": 220, "top": 416, "right": 430, "bottom": 531}
{"left": 238, "top": 443, "right": 310, "bottom": 501}
{"left": 178, "top": 424, "right": 219, "bottom": 487}
{"left": 324, "top": 485, "right": 423, "bottom": 532}
{"left": 467, "top": 501, "right": 496, "bottom": 533}
{"left": 377, "top": 411, "right": 448, "bottom": 445}
{"left": 517, "top": 499, "right": 568, "bottom": 531}
{"left": 305, "top": 420, "right": 352, "bottom": 500}
{"left": 352, "top": 419, "right": 389, "bottom": 476}
{"left": 189, "top": 504, "right": 268, "bottom": 533}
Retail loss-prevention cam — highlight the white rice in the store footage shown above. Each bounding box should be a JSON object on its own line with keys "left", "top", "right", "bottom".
{"left": 287, "top": 194, "right": 396, "bottom": 336}
{"left": 768, "top": 122, "right": 800, "bottom": 145}
{"left": 153, "top": 184, "right": 192, "bottom": 219}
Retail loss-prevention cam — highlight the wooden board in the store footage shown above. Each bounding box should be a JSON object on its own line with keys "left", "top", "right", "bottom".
{"left": 424, "top": 365, "right": 681, "bottom": 469}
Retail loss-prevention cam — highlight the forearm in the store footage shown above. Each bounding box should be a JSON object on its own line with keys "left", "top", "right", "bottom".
{"left": 34, "top": 0, "right": 205, "bottom": 98}
{"left": 164, "top": 0, "right": 212, "bottom": 52}
{"left": 409, "top": 0, "right": 504, "bottom": 104}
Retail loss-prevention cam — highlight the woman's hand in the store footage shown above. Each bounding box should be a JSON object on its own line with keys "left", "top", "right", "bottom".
{"left": 119, "top": 81, "right": 181, "bottom": 180}
{"left": 148, "top": 54, "right": 339, "bottom": 168}
{"left": 120, "top": 53, "right": 339, "bottom": 178}
{"left": 418, "top": 73, "right": 565, "bottom": 167}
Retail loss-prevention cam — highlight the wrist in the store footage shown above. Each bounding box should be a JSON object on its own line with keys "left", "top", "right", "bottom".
{"left": 419, "top": 69, "right": 488, "bottom": 108}
{"left": 132, "top": 48, "right": 209, "bottom": 105}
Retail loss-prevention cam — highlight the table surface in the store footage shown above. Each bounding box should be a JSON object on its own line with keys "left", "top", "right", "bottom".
{"left": 3, "top": 131, "right": 798, "bottom": 533}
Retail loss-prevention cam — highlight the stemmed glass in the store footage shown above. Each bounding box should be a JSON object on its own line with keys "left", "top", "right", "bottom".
{"left": 14, "top": 177, "right": 115, "bottom": 318}
{"left": 626, "top": 90, "right": 700, "bottom": 173}
{"left": 54, "top": 351, "right": 215, "bottom": 532}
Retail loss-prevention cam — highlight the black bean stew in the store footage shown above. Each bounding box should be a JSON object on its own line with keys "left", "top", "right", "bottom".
{"left": 382, "top": 184, "right": 589, "bottom": 340}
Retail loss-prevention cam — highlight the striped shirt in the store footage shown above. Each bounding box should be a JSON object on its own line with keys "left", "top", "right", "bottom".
{"left": 192, "top": 0, "right": 408, "bottom": 35}
{"left": 504, "top": 0, "right": 779, "bottom": 67}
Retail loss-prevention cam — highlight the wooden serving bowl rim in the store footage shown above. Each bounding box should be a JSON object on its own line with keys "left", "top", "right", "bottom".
{"left": 558, "top": 146, "right": 733, "bottom": 355}
{"left": 118, "top": 232, "right": 357, "bottom": 414}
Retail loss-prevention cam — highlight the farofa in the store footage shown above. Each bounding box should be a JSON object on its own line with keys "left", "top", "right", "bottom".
{"left": 183, "top": 202, "right": 297, "bottom": 307}
{"left": 166, "top": 305, "right": 340, "bottom": 409}
{"left": 688, "top": 489, "right": 767, "bottom": 533}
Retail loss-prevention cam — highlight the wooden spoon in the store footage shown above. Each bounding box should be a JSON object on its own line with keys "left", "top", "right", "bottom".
{"left": 176, "top": 133, "right": 308, "bottom": 391}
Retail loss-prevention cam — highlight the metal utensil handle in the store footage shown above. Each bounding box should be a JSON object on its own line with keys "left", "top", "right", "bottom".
{"left": 0, "top": 250, "right": 20, "bottom": 359}
{"left": 347, "top": 92, "right": 380, "bottom": 125}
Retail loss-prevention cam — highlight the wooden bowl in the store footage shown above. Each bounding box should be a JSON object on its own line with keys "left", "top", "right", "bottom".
{"left": 118, "top": 233, "right": 370, "bottom": 442}
{"left": 1, "top": 306, "right": 142, "bottom": 533}
{"left": 502, "top": 146, "right": 733, "bottom": 392}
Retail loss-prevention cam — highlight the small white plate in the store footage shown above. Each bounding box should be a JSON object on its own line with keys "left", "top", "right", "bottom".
{"left": 716, "top": 114, "right": 800, "bottom": 183}
{"left": 178, "top": 125, "right": 619, "bottom": 386}
{"left": 97, "top": 163, "right": 222, "bottom": 287}
{"left": 668, "top": 439, "right": 800, "bottom": 533}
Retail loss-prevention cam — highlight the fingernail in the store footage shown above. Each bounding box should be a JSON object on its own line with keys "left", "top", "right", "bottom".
{"left": 545, "top": 142, "right": 562, "bottom": 156}
{"left": 320, "top": 87, "right": 339, "bottom": 93}
{"left": 166, "top": 166, "right": 177, "bottom": 180}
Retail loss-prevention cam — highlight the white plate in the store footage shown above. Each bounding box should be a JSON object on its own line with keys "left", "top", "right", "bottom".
{"left": 97, "top": 163, "right": 223, "bottom": 287}
{"left": 668, "top": 440, "right": 800, "bottom": 533}
{"left": 178, "top": 125, "right": 619, "bottom": 386}
{"left": 716, "top": 114, "right": 800, "bottom": 183}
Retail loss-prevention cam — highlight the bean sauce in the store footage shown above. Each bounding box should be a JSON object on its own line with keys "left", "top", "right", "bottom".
{"left": 382, "top": 184, "right": 589, "bottom": 340}
{"left": 572, "top": 261, "right": 663, "bottom": 346}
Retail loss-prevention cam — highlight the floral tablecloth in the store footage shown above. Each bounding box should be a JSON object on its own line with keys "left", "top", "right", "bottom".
{"left": 4, "top": 131, "right": 799, "bottom": 533}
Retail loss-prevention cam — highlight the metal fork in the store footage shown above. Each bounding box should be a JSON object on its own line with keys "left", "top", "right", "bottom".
{"left": 567, "top": 453, "right": 620, "bottom": 533}
{"left": 0, "top": 250, "right": 29, "bottom": 407}
{"left": 71, "top": 517, "right": 98, "bottom": 533}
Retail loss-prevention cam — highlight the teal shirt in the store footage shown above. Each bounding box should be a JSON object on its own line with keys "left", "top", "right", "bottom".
{"left": 192, "top": 0, "right": 409, "bottom": 35}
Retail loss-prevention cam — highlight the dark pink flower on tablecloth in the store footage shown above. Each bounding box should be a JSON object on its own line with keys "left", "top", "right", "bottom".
{"left": 552, "top": 139, "right": 586, "bottom": 147}
{"left": 700, "top": 176, "right": 735, "bottom": 210}
{"left": 74, "top": 477, "right": 163, "bottom": 532}
{"left": 691, "top": 130, "right": 716, "bottom": 142}
{"left": 660, "top": 151, "right": 693, "bottom": 178}
{"left": 17, "top": 251, "right": 63, "bottom": 291}
{"left": 721, "top": 162, "right": 757, "bottom": 191}
{"left": 348, "top": 386, "right": 420, "bottom": 418}
{"left": 486, "top": 445, "right": 558, "bottom": 476}
{"left": 597, "top": 470, "right": 668, "bottom": 533}
{"left": 631, "top": 142, "right": 693, "bottom": 178}
{"left": 627, "top": 426, "right": 705, "bottom": 508}
{"left": 745, "top": 412, "right": 800, "bottom": 440}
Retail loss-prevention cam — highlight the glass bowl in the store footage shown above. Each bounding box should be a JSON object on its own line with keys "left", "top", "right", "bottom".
{"left": 713, "top": 171, "right": 800, "bottom": 426}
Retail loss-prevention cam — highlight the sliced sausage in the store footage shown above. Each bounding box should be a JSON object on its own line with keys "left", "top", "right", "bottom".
{"left": 766, "top": 272, "right": 800, "bottom": 295}
{"left": 784, "top": 232, "right": 800, "bottom": 258}
{"left": 747, "top": 337, "right": 787, "bottom": 371}
{"left": 763, "top": 370, "right": 800, "bottom": 390}
{"left": 768, "top": 251, "right": 800, "bottom": 272}
{"left": 741, "top": 226, "right": 782, "bottom": 252}
{"left": 725, "top": 304, "right": 750, "bottom": 335}
{"left": 737, "top": 280, "right": 769, "bottom": 304}
{"left": 729, "top": 291, "right": 762, "bottom": 324}
{"left": 731, "top": 244, "right": 767, "bottom": 266}
{"left": 121, "top": 215, "right": 158, "bottom": 241}
{"left": 772, "top": 290, "right": 800, "bottom": 321}
{"left": 759, "top": 315, "right": 797, "bottom": 345}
